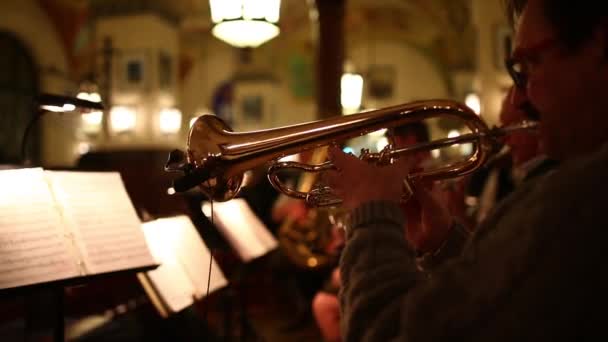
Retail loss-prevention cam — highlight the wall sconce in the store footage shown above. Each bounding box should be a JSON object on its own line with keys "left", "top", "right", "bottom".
{"left": 81, "top": 111, "right": 103, "bottom": 135}
{"left": 465, "top": 92, "right": 481, "bottom": 115}
{"left": 110, "top": 106, "right": 137, "bottom": 133}
{"left": 209, "top": 0, "right": 281, "bottom": 48}
{"left": 159, "top": 108, "right": 182, "bottom": 134}
{"left": 77, "top": 91, "right": 103, "bottom": 134}
{"left": 341, "top": 72, "right": 364, "bottom": 115}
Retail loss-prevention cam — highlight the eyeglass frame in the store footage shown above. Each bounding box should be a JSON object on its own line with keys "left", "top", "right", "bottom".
{"left": 504, "top": 37, "right": 563, "bottom": 89}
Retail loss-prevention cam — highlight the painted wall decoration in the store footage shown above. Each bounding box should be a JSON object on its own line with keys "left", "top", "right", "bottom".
{"left": 287, "top": 53, "right": 314, "bottom": 99}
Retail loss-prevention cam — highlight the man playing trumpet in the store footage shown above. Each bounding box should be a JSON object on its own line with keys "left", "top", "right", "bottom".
{"left": 326, "top": 0, "right": 608, "bottom": 340}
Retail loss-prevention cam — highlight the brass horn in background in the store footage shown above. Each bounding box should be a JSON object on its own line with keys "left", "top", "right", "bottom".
{"left": 166, "top": 99, "right": 537, "bottom": 206}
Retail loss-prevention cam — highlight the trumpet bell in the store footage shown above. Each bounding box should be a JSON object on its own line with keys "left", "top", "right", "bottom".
{"left": 187, "top": 115, "right": 243, "bottom": 202}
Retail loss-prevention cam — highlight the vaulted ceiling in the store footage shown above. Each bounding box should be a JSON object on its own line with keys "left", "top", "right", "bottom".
{"left": 37, "top": 0, "right": 475, "bottom": 78}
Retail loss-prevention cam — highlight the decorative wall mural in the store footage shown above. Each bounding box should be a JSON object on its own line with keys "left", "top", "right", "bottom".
{"left": 288, "top": 53, "right": 314, "bottom": 99}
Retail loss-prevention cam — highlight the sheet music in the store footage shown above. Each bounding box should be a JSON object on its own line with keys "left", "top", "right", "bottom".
{"left": 47, "top": 171, "right": 155, "bottom": 275}
{"left": 0, "top": 168, "right": 79, "bottom": 290}
{"left": 203, "top": 199, "right": 278, "bottom": 262}
{"left": 161, "top": 216, "right": 227, "bottom": 298}
{"left": 141, "top": 220, "right": 196, "bottom": 313}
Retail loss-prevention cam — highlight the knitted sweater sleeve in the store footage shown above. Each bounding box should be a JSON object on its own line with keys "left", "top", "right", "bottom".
{"left": 339, "top": 200, "right": 472, "bottom": 342}
{"left": 338, "top": 200, "right": 418, "bottom": 342}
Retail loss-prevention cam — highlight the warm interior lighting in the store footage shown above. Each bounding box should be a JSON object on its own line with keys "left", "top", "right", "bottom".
{"left": 190, "top": 117, "right": 199, "bottom": 128}
{"left": 159, "top": 108, "right": 182, "bottom": 134}
{"left": 76, "top": 142, "right": 90, "bottom": 155}
{"left": 341, "top": 73, "right": 364, "bottom": 115}
{"left": 465, "top": 92, "right": 481, "bottom": 115}
{"left": 375, "top": 137, "right": 389, "bottom": 152}
{"left": 77, "top": 91, "right": 104, "bottom": 134}
{"left": 40, "top": 103, "right": 76, "bottom": 113}
{"left": 82, "top": 111, "right": 103, "bottom": 134}
{"left": 77, "top": 91, "right": 102, "bottom": 103}
{"left": 447, "top": 130, "right": 460, "bottom": 139}
{"left": 110, "top": 106, "right": 136, "bottom": 133}
{"left": 209, "top": 0, "right": 281, "bottom": 48}
{"left": 369, "top": 128, "right": 386, "bottom": 137}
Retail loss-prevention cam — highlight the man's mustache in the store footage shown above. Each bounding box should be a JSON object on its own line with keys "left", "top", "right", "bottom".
{"left": 519, "top": 101, "right": 541, "bottom": 121}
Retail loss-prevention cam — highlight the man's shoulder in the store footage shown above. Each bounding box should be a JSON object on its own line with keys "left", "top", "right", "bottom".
{"left": 545, "top": 144, "right": 608, "bottom": 194}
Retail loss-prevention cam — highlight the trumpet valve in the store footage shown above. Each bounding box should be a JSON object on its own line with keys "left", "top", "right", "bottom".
{"left": 359, "top": 145, "right": 393, "bottom": 165}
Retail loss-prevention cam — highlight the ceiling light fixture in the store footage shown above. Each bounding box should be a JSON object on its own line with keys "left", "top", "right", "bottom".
{"left": 209, "top": 0, "right": 281, "bottom": 48}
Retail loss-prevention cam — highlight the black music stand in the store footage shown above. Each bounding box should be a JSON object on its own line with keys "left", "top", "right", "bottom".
{"left": 0, "top": 264, "right": 158, "bottom": 342}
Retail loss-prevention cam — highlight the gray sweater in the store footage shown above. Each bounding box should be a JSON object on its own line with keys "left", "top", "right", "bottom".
{"left": 339, "top": 143, "right": 608, "bottom": 341}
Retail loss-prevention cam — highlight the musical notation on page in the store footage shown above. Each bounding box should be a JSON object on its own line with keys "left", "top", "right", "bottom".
{"left": 0, "top": 168, "right": 79, "bottom": 290}
{"left": 141, "top": 220, "right": 197, "bottom": 313}
{"left": 139, "top": 216, "right": 227, "bottom": 315}
{"left": 47, "top": 171, "right": 155, "bottom": 275}
{"left": 161, "top": 216, "right": 227, "bottom": 298}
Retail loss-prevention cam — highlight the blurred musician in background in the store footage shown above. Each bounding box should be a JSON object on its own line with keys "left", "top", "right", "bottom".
{"left": 325, "top": 0, "right": 608, "bottom": 340}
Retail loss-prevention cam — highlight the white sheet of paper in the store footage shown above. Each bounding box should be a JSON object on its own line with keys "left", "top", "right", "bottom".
{"left": 141, "top": 220, "right": 195, "bottom": 313}
{"left": 0, "top": 168, "right": 79, "bottom": 290}
{"left": 202, "top": 199, "right": 278, "bottom": 262}
{"left": 46, "top": 171, "right": 155, "bottom": 275}
{"left": 159, "top": 216, "right": 227, "bottom": 298}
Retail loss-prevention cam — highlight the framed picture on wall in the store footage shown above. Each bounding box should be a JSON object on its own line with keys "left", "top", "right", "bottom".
{"left": 288, "top": 53, "right": 314, "bottom": 99}
{"left": 367, "top": 65, "right": 395, "bottom": 99}
{"left": 117, "top": 51, "right": 147, "bottom": 91}
{"left": 494, "top": 25, "right": 513, "bottom": 71}
{"left": 241, "top": 95, "right": 263, "bottom": 123}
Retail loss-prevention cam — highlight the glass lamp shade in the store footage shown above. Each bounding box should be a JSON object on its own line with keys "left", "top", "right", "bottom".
{"left": 465, "top": 92, "right": 481, "bottom": 115}
{"left": 209, "top": 0, "right": 281, "bottom": 48}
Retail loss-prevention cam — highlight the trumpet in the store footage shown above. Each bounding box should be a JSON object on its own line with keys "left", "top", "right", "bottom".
{"left": 165, "top": 99, "right": 538, "bottom": 207}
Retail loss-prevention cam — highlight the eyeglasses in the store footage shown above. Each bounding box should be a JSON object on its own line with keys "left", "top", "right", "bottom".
{"left": 505, "top": 57, "right": 527, "bottom": 89}
{"left": 505, "top": 37, "right": 561, "bottom": 89}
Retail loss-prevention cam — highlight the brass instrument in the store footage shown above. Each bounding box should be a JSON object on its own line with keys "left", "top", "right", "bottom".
{"left": 273, "top": 146, "right": 336, "bottom": 269}
{"left": 165, "top": 99, "right": 537, "bottom": 269}
{"left": 166, "top": 99, "right": 537, "bottom": 205}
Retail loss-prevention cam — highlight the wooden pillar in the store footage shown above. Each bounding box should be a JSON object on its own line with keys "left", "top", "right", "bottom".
{"left": 314, "top": 0, "right": 346, "bottom": 119}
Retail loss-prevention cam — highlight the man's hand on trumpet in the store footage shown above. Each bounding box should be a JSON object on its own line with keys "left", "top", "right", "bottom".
{"left": 324, "top": 146, "right": 453, "bottom": 254}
